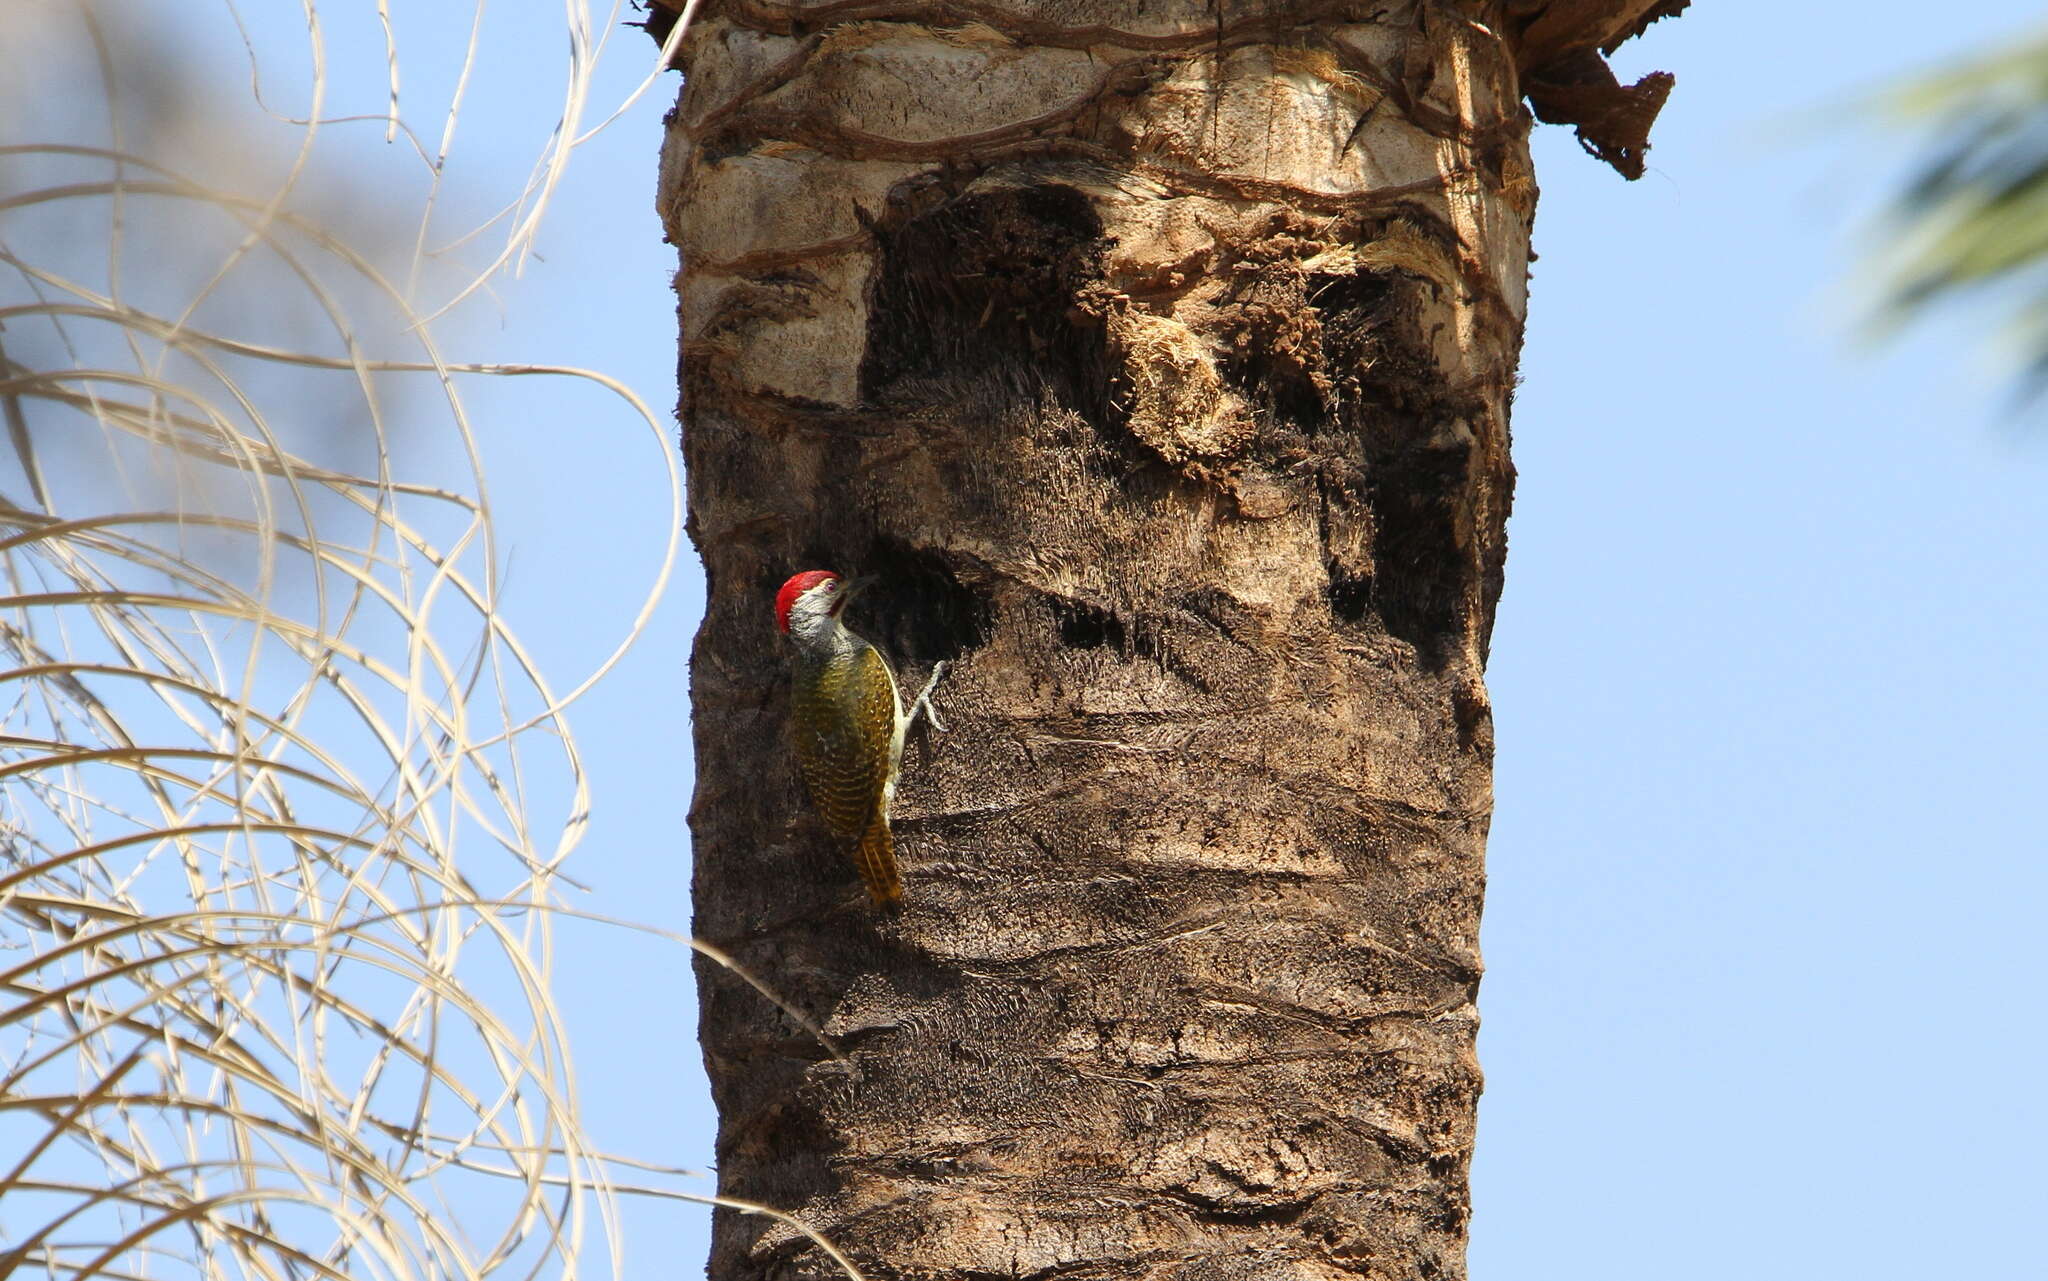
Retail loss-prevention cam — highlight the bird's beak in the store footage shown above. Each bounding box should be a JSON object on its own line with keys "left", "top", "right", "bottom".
{"left": 833, "top": 575, "right": 874, "bottom": 614}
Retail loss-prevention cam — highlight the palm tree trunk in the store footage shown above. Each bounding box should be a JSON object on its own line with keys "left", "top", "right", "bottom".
{"left": 657, "top": 2, "right": 1680, "bottom": 1277}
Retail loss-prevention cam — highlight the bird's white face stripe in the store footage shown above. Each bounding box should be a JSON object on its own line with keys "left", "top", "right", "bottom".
{"left": 785, "top": 580, "right": 843, "bottom": 645}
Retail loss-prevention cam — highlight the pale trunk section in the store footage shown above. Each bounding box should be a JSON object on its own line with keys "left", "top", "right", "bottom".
{"left": 659, "top": 2, "right": 1671, "bottom": 1278}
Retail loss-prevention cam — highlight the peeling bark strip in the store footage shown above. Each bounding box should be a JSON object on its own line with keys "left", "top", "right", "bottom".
{"left": 658, "top": 3, "right": 1673, "bottom": 1278}
{"left": 1512, "top": 0, "right": 1686, "bottom": 178}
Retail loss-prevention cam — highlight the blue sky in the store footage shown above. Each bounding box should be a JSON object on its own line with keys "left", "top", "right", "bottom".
{"left": 1480, "top": 7, "right": 2045, "bottom": 1275}
{"left": 64, "top": 3, "right": 2048, "bottom": 1276}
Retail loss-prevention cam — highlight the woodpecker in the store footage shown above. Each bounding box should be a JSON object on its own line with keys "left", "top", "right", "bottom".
{"left": 775, "top": 570, "right": 946, "bottom": 905}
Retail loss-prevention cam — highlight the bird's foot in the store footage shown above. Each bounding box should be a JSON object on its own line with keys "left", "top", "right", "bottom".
{"left": 909, "top": 661, "right": 949, "bottom": 734}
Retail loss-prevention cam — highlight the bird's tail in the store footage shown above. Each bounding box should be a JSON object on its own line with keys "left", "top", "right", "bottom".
{"left": 853, "top": 818, "right": 902, "bottom": 905}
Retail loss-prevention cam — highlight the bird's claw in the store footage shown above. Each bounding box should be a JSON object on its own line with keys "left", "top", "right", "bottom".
{"left": 910, "top": 661, "right": 949, "bottom": 734}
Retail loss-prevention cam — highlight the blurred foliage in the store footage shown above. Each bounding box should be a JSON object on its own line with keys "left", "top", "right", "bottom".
{"left": 1882, "top": 26, "right": 2048, "bottom": 389}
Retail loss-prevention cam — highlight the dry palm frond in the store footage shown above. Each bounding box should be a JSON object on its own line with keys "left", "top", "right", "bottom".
{"left": 0, "top": 4, "right": 689, "bottom": 1279}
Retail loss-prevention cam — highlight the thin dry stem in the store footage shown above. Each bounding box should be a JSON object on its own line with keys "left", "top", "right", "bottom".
{"left": 0, "top": 5, "right": 700, "bottom": 1279}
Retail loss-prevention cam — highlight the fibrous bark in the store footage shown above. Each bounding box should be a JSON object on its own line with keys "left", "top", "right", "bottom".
{"left": 657, "top": 3, "right": 1674, "bottom": 1279}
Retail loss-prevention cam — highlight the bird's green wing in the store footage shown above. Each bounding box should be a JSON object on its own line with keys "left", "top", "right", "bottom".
{"left": 790, "top": 641, "right": 897, "bottom": 844}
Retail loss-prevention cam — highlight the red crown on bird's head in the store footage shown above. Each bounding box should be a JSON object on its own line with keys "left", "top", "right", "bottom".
{"left": 775, "top": 570, "right": 840, "bottom": 633}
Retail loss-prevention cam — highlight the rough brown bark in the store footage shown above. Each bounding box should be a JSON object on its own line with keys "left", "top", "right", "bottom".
{"left": 657, "top": 3, "right": 1675, "bottom": 1278}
